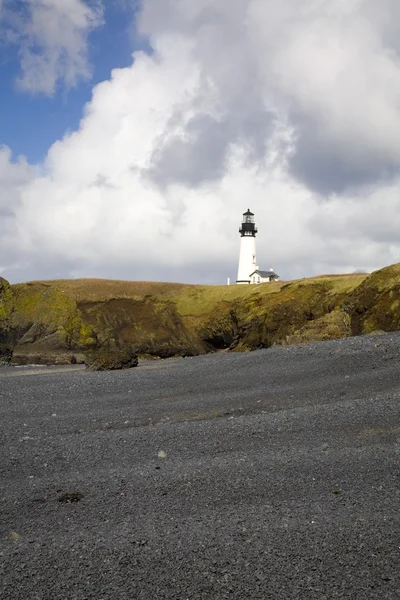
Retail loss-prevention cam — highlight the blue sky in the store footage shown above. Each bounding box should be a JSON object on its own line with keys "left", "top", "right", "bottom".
{"left": 0, "top": 1, "right": 149, "bottom": 164}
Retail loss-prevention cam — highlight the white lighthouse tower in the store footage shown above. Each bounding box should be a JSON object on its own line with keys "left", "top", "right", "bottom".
{"left": 236, "top": 209, "right": 258, "bottom": 284}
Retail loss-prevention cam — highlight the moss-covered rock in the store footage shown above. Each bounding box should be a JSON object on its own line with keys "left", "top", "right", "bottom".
{"left": 4, "top": 283, "right": 98, "bottom": 364}
{"left": 2, "top": 264, "right": 400, "bottom": 365}
{"left": 1, "top": 281, "right": 206, "bottom": 364}
{"left": 0, "top": 277, "right": 14, "bottom": 363}
{"left": 77, "top": 297, "right": 205, "bottom": 358}
{"left": 231, "top": 280, "right": 335, "bottom": 350}
{"left": 0, "top": 277, "right": 13, "bottom": 319}
{"left": 346, "top": 264, "right": 400, "bottom": 335}
{"left": 283, "top": 309, "right": 352, "bottom": 345}
{"left": 197, "top": 305, "right": 238, "bottom": 350}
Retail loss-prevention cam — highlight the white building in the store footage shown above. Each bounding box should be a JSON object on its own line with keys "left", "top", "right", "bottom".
{"left": 249, "top": 268, "right": 280, "bottom": 284}
{"left": 236, "top": 209, "right": 280, "bottom": 284}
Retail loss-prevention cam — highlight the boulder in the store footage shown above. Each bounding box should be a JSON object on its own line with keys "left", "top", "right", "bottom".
{"left": 85, "top": 343, "right": 139, "bottom": 371}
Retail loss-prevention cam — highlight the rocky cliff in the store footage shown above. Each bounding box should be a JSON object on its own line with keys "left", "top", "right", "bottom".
{"left": 1, "top": 263, "right": 400, "bottom": 365}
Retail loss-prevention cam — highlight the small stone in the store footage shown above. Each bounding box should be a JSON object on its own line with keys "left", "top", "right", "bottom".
{"left": 58, "top": 492, "right": 84, "bottom": 503}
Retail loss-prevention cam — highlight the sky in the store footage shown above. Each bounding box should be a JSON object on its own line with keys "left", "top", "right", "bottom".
{"left": 1, "top": 0, "right": 400, "bottom": 285}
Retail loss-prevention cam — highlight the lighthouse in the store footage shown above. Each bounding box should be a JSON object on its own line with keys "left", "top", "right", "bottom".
{"left": 236, "top": 209, "right": 258, "bottom": 284}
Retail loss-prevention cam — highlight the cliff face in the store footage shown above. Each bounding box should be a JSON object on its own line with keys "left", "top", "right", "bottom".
{"left": 1, "top": 263, "right": 400, "bottom": 365}
{"left": 0, "top": 277, "right": 14, "bottom": 363}
{"left": 0, "top": 280, "right": 205, "bottom": 365}
{"left": 347, "top": 263, "right": 400, "bottom": 335}
{"left": 0, "top": 282, "right": 91, "bottom": 365}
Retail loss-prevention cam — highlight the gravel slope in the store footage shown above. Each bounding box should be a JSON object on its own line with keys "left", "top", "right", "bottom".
{"left": 1, "top": 333, "right": 400, "bottom": 599}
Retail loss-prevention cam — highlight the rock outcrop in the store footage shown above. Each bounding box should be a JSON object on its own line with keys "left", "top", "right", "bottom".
{"left": 0, "top": 277, "right": 14, "bottom": 364}
{"left": 85, "top": 343, "right": 139, "bottom": 371}
{"left": 0, "top": 278, "right": 206, "bottom": 365}
{"left": 1, "top": 263, "right": 400, "bottom": 366}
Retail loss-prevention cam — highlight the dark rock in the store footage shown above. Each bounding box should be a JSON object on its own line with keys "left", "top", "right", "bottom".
{"left": 85, "top": 344, "right": 139, "bottom": 371}
{"left": 57, "top": 492, "right": 84, "bottom": 503}
{"left": 198, "top": 307, "right": 237, "bottom": 350}
{"left": 0, "top": 347, "right": 13, "bottom": 365}
{"left": 78, "top": 297, "right": 206, "bottom": 359}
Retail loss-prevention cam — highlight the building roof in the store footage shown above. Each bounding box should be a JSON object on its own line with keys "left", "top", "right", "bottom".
{"left": 249, "top": 269, "right": 279, "bottom": 278}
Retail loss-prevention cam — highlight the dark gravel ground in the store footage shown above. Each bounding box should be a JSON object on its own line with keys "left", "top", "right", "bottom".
{"left": 1, "top": 333, "right": 400, "bottom": 599}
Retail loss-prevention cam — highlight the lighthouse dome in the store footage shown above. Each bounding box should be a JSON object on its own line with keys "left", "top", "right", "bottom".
{"left": 239, "top": 209, "right": 257, "bottom": 237}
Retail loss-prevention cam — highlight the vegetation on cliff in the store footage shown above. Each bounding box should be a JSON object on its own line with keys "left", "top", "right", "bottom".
{"left": 0, "top": 277, "right": 14, "bottom": 363}
{"left": 1, "top": 263, "right": 400, "bottom": 365}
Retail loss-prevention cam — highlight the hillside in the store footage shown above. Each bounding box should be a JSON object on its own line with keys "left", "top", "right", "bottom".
{"left": 0, "top": 263, "right": 399, "bottom": 365}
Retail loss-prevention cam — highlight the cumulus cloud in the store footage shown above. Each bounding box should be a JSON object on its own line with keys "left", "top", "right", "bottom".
{"left": 2, "top": 0, "right": 103, "bottom": 94}
{"left": 0, "top": 147, "right": 36, "bottom": 275}
{"left": 2, "top": 0, "right": 400, "bottom": 283}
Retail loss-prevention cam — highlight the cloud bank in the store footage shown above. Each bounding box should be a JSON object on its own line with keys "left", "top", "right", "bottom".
{"left": 1, "top": 0, "right": 400, "bottom": 283}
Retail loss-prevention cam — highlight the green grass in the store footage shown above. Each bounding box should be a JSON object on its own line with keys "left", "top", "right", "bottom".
{"left": 171, "top": 281, "right": 283, "bottom": 317}
{"left": 12, "top": 279, "right": 193, "bottom": 303}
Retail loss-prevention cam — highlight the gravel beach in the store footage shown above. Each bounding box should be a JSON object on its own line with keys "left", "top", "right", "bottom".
{"left": 1, "top": 333, "right": 399, "bottom": 599}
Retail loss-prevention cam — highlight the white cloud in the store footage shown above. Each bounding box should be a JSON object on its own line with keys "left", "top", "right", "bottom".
{"left": 3, "top": 0, "right": 103, "bottom": 95}
{"left": 2, "top": 0, "right": 400, "bottom": 283}
{"left": 0, "top": 147, "right": 36, "bottom": 275}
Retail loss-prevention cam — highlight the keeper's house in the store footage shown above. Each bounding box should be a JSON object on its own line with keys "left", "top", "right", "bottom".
{"left": 249, "top": 268, "right": 280, "bottom": 284}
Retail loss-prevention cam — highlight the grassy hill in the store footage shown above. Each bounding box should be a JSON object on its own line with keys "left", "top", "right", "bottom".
{"left": 1, "top": 264, "right": 399, "bottom": 365}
